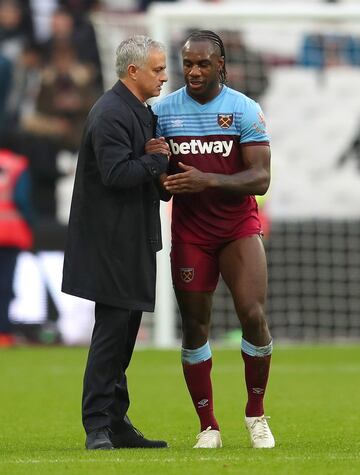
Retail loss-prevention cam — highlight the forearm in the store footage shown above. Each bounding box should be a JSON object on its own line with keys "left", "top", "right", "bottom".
{"left": 208, "top": 168, "right": 270, "bottom": 196}
{"left": 102, "top": 153, "right": 168, "bottom": 189}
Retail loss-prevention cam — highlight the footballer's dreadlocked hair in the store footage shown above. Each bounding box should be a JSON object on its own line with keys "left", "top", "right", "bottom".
{"left": 183, "top": 30, "right": 227, "bottom": 84}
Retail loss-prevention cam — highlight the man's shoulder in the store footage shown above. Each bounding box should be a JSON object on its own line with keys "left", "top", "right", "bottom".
{"left": 89, "top": 88, "right": 130, "bottom": 121}
{"left": 93, "top": 88, "right": 121, "bottom": 110}
{"left": 222, "top": 85, "right": 258, "bottom": 110}
{"left": 153, "top": 87, "right": 185, "bottom": 112}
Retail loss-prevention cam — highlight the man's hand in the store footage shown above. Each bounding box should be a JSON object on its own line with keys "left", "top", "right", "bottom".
{"left": 158, "top": 172, "right": 168, "bottom": 187}
{"left": 145, "top": 137, "right": 170, "bottom": 158}
{"left": 163, "top": 162, "right": 214, "bottom": 193}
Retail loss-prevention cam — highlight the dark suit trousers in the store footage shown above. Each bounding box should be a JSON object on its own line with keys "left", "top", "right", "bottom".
{"left": 82, "top": 302, "right": 142, "bottom": 434}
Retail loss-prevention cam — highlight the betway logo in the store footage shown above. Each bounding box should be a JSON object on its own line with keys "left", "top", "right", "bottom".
{"left": 169, "top": 139, "right": 233, "bottom": 157}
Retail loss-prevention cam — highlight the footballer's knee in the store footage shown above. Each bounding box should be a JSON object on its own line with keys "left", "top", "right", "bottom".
{"left": 182, "top": 318, "right": 209, "bottom": 348}
{"left": 238, "top": 303, "right": 271, "bottom": 345}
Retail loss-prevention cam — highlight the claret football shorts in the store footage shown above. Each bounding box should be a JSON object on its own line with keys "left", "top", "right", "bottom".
{"left": 171, "top": 241, "right": 221, "bottom": 292}
{"left": 171, "top": 231, "right": 263, "bottom": 292}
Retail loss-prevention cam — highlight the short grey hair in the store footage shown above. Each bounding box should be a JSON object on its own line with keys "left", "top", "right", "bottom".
{"left": 115, "top": 35, "right": 165, "bottom": 78}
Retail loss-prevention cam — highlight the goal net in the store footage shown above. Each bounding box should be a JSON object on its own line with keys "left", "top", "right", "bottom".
{"left": 91, "top": 3, "right": 360, "bottom": 345}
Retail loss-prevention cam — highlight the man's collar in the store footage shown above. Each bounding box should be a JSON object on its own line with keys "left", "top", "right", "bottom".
{"left": 112, "top": 80, "right": 154, "bottom": 125}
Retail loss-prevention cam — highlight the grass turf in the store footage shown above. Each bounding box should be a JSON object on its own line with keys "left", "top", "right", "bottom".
{"left": 0, "top": 345, "right": 359, "bottom": 474}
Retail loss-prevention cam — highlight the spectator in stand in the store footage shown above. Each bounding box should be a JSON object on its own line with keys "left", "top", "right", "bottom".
{"left": 0, "top": 0, "right": 33, "bottom": 62}
{"left": 299, "top": 33, "right": 360, "bottom": 69}
{"left": 221, "top": 30, "right": 269, "bottom": 101}
{"left": 19, "top": 43, "right": 99, "bottom": 220}
{"left": 0, "top": 0, "right": 35, "bottom": 138}
{"left": 40, "top": 6, "right": 103, "bottom": 91}
{"left": 0, "top": 146, "right": 33, "bottom": 347}
{"left": 0, "top": 53, "right": 12, "bottom": 141}
{"left": 5, "top": 40, "right": 43, "bottom": 135}
{"left": 23, "top": 43, "right": 99, "bottom": 152}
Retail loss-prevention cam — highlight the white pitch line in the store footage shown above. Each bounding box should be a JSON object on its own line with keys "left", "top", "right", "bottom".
{"left": 2, "top": 454, "right": 360, "bottom": 465}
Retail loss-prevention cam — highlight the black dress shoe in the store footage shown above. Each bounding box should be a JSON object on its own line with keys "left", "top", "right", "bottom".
{"left": 110, "top": 423, "right": 168, "bottom": 449}
{"left": 85, "top": 427, "right": 114, "bottom": 450}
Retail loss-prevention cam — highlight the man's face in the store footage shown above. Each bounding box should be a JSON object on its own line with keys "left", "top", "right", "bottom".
{"left": 182, "top": 40, "right": 224, "bottom": 103}
{"left": 134, "top": 48, "right": 167, "bottom": 101}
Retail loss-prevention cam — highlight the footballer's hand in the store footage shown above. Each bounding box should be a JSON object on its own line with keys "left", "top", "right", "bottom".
{"left": 158, "top": 173, "right": 168, "bottom": 188}
{"left": 145, "top": 137, "right": 170, "bottom": 158}
{"left": 163, "top": 162, "right": 214, "bottom": 193}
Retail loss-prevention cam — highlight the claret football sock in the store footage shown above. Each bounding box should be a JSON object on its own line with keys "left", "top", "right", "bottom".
{"left": 241, "top": 338, "right": 273, "bottom": 417}
{"left": 182, "top": 343, "right": 219, "bottom": 431}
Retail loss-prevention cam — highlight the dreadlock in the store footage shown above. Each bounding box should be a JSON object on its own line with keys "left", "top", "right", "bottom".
{"left": 183, "top": 30, "right": 227, "bottom": 84}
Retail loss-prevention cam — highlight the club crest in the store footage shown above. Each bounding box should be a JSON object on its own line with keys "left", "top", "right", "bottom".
{"left": 180, "top": 268, "right": 194, "bottom": 283}
{"left": 217, "top": 113, "right": 233, "bottom": 128}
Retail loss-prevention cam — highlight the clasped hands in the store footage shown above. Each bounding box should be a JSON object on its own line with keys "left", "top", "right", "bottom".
{"left": 145, "top": 138, "right": 212, "bottom": 194}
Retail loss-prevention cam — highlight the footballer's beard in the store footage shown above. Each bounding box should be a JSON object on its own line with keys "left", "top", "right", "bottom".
{"left": 186, "top": 78, "right": 221, "bottom": 103}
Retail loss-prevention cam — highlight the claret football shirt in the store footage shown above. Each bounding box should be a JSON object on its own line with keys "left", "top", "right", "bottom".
{"left": 153, "top": 85, "right": 270, "bottom": 244}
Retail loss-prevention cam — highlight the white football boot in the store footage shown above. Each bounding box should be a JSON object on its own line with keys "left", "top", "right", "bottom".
{"left": 245, "top": 415, "right": 275, "bottom": 448}
{"left": 193, "top": 426, "right": 222, "bottom": 448}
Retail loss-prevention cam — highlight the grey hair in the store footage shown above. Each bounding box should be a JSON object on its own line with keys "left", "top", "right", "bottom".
{"left": 115, "top": 35, "right": 165, "bottom": 78}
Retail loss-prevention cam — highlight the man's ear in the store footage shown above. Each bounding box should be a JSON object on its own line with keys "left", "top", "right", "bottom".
{"left": 128, "top": 64, "right": 138, "bottom": 81}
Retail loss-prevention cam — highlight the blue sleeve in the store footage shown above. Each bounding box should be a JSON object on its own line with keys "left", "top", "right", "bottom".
{"left": 152, "top": 103, "right": 163, "bottom": 138}
{"left": 239, "top": 100, "right": 270, "bottom": 144}
{"left": 14, "top": 170, "right": 33, "bottom": 225}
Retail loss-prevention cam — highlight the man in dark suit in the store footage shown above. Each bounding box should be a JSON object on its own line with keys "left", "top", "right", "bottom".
{"left": 62, "top": 35, "right": 170, "bottom": 450}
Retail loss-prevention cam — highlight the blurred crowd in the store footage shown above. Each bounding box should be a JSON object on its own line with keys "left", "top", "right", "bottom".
{"left": 0, "top": 0, "right": 104, "bottom": 225}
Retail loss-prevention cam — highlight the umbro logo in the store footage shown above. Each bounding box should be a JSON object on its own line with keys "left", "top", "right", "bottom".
{"left": 252, "top": 387, "right": 264, "bottom": 395}
{"left": 197, "top": 398, "right": 209, "bottom": 408}
{"left": 170, "top": 119, "right": 184, "bottom": 128}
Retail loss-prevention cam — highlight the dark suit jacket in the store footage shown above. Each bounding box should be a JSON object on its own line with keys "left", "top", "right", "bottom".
{"left": 62, "top": 80, "right": 168, "bottom": 311}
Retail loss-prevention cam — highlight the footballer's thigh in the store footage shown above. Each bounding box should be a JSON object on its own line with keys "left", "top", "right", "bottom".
{"left": 171, "top": 241, "right": 220, "bottom": 348}
{"left": 219, "top": 235, "right": 271, "bottom": 346}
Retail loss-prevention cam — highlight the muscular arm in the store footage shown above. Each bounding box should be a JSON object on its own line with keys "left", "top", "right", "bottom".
{"left": 164, "top": 144, "right": 271, "bottom": 196}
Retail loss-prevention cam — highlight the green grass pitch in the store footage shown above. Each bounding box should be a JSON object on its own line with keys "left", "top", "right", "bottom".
{"left": 1, "top": 345, "right": 359, "bottom": 475}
